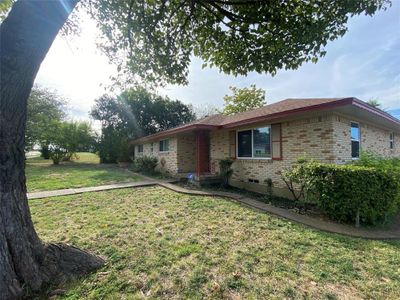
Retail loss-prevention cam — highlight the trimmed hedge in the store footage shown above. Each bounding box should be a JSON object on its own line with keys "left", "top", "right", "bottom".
{"left": 306, "top": 164, "right": 400, "bottom": 225}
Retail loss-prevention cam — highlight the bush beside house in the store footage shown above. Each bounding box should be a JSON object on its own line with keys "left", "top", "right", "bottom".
{"left": 219, "top": 158, "right": 234, "bottom": 187}
{"left": 132, "top": 156, "right": 158, "bottom": 174}
{"left": 350, "top": 150, "right": 400, "bottom": 171}
{"left": 308, "top": 164, "right": 400, "bottom": 226}
{"left": 282, "top": 156, "right": 400, "bottom": 226}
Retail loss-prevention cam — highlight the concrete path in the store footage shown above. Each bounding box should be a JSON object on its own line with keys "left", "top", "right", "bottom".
{"left": 158, "top": 182, "right": 400, "bottom": 240}
{"left": 27, "top": 181, "right": 161, "bottom": 200}
{"left": 28, "top": 180, "right": 400, "bottom": 240}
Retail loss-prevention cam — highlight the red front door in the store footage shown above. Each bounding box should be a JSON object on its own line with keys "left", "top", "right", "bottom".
{"left": 196, "top": 130, "right": 210, "bottom": 177}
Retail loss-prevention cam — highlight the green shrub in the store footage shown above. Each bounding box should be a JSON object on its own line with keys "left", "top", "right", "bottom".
{"left": 306, "top": 164, "right": 400, "bottom": 226}
{"left": 219, "top": 158, "right": 234, "bottom": 187}
{"left": 133, "top": 156, "right": 158, "bottom": 174}
{"left": 281, "top": 158, "right": 317, "bottom": 208}
{"left": 350, "top": 150, "right": 400, "bottom": 171}
{"left": 48, "top": 145, "right": 68, "bottom": 165}
{"left": 40, "top": 144, "right": 51, "bottom": 159}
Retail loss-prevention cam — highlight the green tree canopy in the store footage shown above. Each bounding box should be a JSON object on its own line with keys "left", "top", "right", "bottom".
{"left": 222, "top": 85, "right": 266, "bottom": 115}
{"left": 91, "top": 87, "right": 195, "bottom": 137}
{"left": 46, "top": 120, "right": 97, "bottom": 164}
{"left": 367, "top": 98, "right": 382, "bottom": 109}
{"left": 26, "top": 85, "right": 66, "bottom": 151}
{"left": 87, "top": 0, "right": 390, "bottom": 86}
{"left": 90, "top": 87, "right": 195, "bottom": 162}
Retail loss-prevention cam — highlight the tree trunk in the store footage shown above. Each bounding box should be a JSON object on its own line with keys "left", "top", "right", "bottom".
{"left": 0, "top": 1, "right": 104, "bottom": 299}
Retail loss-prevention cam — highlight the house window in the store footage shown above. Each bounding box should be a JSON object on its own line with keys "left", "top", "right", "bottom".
{"left": 150, "top": 142, "right": 154, "bottom": 153}
{"left": 237, "top": 130, "right": 252, "bottom": 157}
{"left": 138, "top": 144, "right": 143, "bottom": 153}
{"left": 351, "top": 122, "right": 360, "bottom": 158}
{"left": 237, "top": 126, "right": 271, "bottom": 159}
{"left": 390, "top": 132, "right": 394, "bottom": 149}
{"left": 159, "top": 139, "right": 169, "bottom": 152}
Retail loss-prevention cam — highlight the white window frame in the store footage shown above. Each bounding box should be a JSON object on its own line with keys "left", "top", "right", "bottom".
{"left": 236, "top": 126, "right": 272, "bottom": 160}
{"left": 351, "top": 121, "right": 360, "bottom": 159}
{"left": 159, "top": 139, "right": 170, "bottom": 153}
{"left": 137, "top": 144, "right": 143, "bottom": 153}
{"left": 150, "top": 142, "right": 154, "bottom": 153}
{"left": 389, "top": 132, "right": 394, "bottom": 150}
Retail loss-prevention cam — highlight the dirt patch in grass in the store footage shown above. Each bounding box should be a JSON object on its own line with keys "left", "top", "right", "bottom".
{"left": 30, "top": 186, "right": 400, "bottom": 299}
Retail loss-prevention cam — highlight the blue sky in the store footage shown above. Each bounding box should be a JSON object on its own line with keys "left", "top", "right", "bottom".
{"left": 35, "top": 2, "right": 400, "bottom": 121}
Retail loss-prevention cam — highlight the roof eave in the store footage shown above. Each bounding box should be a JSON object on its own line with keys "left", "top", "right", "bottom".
{"left": 350, "top": 98, "right": 400, "bottom": 127}
{"left": 130, "top": 124, "right": 219, "bottom": 144}
{"left": 222, "top": 97, "right": 354, "bottom": 128}
{"left": 131, "top": 97, "right": 400, "bottom": 144}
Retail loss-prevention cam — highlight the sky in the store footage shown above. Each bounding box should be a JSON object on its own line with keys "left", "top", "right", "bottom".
{"left": 35, "top": 1, "right": 400, "bottom": 121}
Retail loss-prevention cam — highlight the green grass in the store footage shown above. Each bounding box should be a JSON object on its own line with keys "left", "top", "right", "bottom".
{"left": 26, "top": 152, "right": 142, "bottom": 192}
{"left": 30, "top": 186, "right": 400, "bottom": 299}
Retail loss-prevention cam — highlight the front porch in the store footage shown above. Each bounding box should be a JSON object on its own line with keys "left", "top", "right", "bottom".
{"left": 176, "top": 129, "right": 221, "bottom": 185}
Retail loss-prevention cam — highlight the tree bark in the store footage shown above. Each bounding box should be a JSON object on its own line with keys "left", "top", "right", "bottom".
{"left": 0, "top": 1, "right": 104, "bottom": 299}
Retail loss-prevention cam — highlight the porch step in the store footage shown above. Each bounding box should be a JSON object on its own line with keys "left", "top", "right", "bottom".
{"left": 176, "top": 172, "right": 222, "bottom": 186}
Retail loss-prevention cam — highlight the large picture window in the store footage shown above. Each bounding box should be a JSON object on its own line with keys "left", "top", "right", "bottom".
{"left": 237, "top": 126, "right": 271, "bottom": 159}
{"left": 351, "top": 122, "right": 360, "bottom": 158}
{"left": 159, "top": 139, "right": 170, "bottom": 152}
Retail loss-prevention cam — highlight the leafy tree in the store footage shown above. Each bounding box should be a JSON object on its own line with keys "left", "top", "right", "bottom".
{"left": 58, "top": 121, "right": 96, "bottom": 160}
{"left": 26, "top": 85, "right": 66, "bottom": 157}
{"left": 367, "top": 98, "right": 382, "bottom": 109}
{"left": 90, "top": 95, "right": 129, "bottom": 163}
{"left": 222, "top": 85, "right": 266, "bottom": 115}
{"left": 45, "top": 120, "right": 96, "bottom": 164}
{"left": 95, "top": 127, "right": 125, "bottom": 163}
{"left": 0, "top": 0, "right": 390, "bottom": 298}
{"left": 91, "top": 88, "right": 195, "bottom": 163}
{"left": 119, "top": 87, "right": 195, "bottom": 136}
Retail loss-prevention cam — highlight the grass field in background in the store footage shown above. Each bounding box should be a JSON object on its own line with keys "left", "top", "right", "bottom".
{"left": 31, "top": 186, "right": 400, "bottom": 299}
{"left": 26, "top": 152, "right": 142, "bottom": 192}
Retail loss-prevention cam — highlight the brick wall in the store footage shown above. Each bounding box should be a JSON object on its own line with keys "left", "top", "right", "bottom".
{"left": 210, "top": 112, "right": 399, "bottom": 195}
{"left": 133, "top": 112, "right": 399, "bottom": 191}
{"left": 177, "top": 134, "right": 197, "bottom": 173}
{"left": 333, "top": 113, "right": 400, "bottom": 162}
{"left": 211, "top": 113, "right": 336, "bottom": 193}
{"left": 135, "top": 137, "right": 178, "bottom": 174}
{"left": 134, "top": 134, "right": 198, "bottom": 174}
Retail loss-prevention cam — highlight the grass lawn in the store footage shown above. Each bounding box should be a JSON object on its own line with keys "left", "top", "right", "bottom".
{"left": 26, "top": 152, "right": 143, "bottom": 192}
{"left": 31, "top": 186, "right": 400, "bottom": 299}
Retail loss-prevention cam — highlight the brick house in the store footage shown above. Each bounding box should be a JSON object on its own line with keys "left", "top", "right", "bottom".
{"left": 130, "top": 98, "right": 400, "bottom": 196}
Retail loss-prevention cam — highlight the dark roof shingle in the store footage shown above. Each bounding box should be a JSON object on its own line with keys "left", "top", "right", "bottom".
{"left": 131, "top": 97, "right": 400, "bottom": 143}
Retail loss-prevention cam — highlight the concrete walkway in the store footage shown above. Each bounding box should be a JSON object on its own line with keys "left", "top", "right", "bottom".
{"left": 28, "top": 180, "right": 400, "bottom": 240}
{"left": 159, "top": 183, "right": 400, "bottom": 240}
{"left": 27, "top": 181, "right": 159, "bottom": 200}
